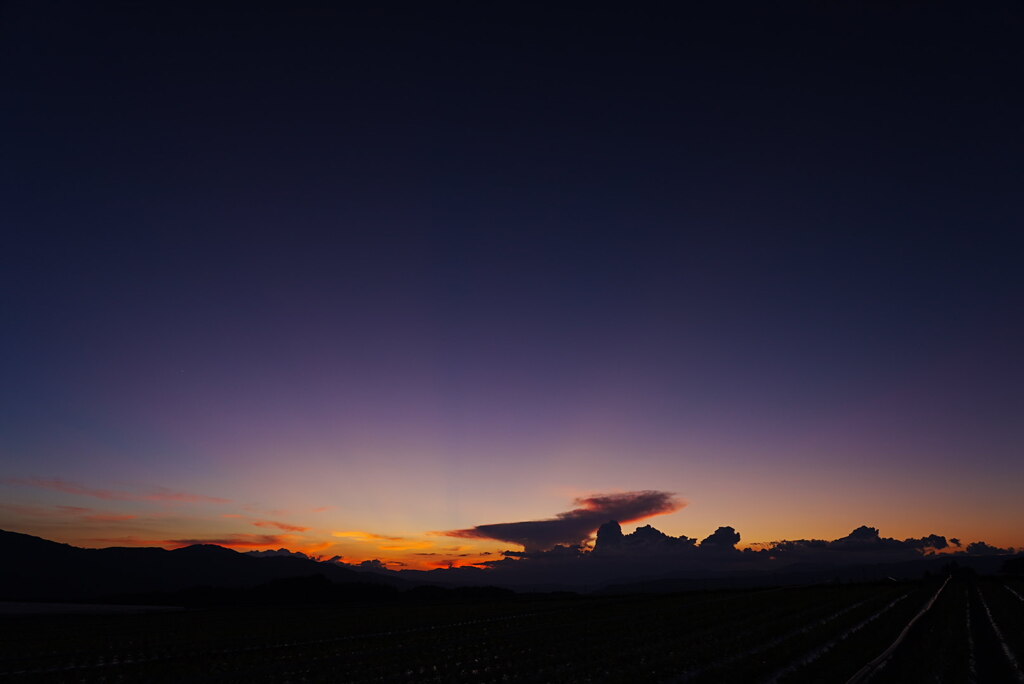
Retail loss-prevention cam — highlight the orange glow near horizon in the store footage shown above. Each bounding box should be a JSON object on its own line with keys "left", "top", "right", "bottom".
{"left": 4, "top": 520, "right": 1018, "bottom": 573}
{"left": 1, "top": 477, "right": 1021, "bottom": 572}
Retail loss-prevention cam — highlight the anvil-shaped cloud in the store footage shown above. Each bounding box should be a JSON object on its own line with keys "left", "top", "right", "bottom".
{"left": 441, "top": 491, "right": 683, "bottom": 552}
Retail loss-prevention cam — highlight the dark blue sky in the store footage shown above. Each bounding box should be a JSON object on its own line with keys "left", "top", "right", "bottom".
{"left": 1, "top": 2, "right": 1022, "bottom": 559}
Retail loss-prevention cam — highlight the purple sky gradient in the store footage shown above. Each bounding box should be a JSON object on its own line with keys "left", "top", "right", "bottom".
{"left": 1, "top": 3, "right": 1022, "bottom": 565}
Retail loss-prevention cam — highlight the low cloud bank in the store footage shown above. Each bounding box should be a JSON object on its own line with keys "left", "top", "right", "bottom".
{"left": 443, "top": 520, "right": 1016, "bottom": 589}
{"left": 436, "top": 492, "right": 1016, "bottom": 582}
{"left": 755, "top": 526, "right": 956, "bottom": 564}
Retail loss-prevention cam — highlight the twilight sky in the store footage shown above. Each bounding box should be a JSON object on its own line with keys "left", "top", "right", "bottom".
{"left": 1, "top": 2, "right": 1022, "bottom": 569}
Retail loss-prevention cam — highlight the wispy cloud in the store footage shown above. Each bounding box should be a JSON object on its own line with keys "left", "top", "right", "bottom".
{"left": 2, "top": 503, "right": 138, "bottom": 522}
{"left": 332, "top": 530, "right": 404, "bottom": 542}
{"left": 163, "top": 534, "right": 296, "bottom": 549}
{"left": 55, "top": 505, "right": 93, "bottom": 515}
{"left": 1, "top": 477, "right": 230, "bottom": 504}
{"left": 253, "top": 520, "right": 309, "bottom": 532}
{"left": 83, "top": 536, "right": 170, "bottom": 547}
{"left": 378, "top": 539, "right": 434, "bottom": 550}
{"left": 329, "top": 530, "right": 431, "bottom": 550}
{"left": 54, "top": 506, "right": 137, "bottom": 522}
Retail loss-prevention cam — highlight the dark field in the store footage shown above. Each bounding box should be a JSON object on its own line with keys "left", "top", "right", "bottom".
{"left": 1, "top": 576, "right": 1022, "bottom": 683}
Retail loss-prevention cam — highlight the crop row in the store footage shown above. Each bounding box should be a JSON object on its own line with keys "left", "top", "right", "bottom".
{"left": 4, "top": 578, "right": 1021, "bottom": 683}
{"left": 839, "top": 576, "right": 1024, "bottom": 684}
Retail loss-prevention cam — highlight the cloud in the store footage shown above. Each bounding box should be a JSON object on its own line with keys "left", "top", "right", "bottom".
{"left": 1, "top": 504, "right": 139, "bottom": 522}
{"left": 758, "top": 526, "right": 956, "bottom": 563}
{"left": 164, "top": 534, "right": 294, "bottom": 549}
{"left": 441, "top": 490, "right": 683, "bottom": 552}
{"left": 144, "top": 486, "right": 231, "bottom": 504}
{"left": 253, "top": 520, "right": 309, "bottom": 532}
{"left": 1, "top": 477, "right": 230, "bottom": 504}
{"left": 357, "top": 559, "right": 389, "bottom": 571}
{"left": 378, "top": 540, "right": 434, "bottom": 550}
{"left": 903, "top": 534, "right": 949, "bottom": 550}
{"left": 330, "top": 530, "right": 431, "bottom": 551}
{"left": 700, "top": 526, "right": 741, "bottom": 550}
{"left": 593, "top": 521, "right": 697, "bottom": 556}
{"left": 964, "top": 541, "right": 1014, "bottom": 555}
{"left": 55, "top": 505, "right": 94, "bottom": 515}
{"left": 245, "top": 548, "right": 311, "bottom": 559}
{"left": 456, "top": 521, "right": 984, "bottom": 588}
{"left": 84, "top": 536, "right": 172, "bottom": 546}
{"left": 331, "top": 530, "right": 404, "bottom": 542}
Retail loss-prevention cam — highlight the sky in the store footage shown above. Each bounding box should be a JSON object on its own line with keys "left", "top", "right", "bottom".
{"left": 1, "top": 1, "right": 1022, "bottom": 570}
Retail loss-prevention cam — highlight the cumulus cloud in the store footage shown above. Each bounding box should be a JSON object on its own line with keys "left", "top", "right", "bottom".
{"left": 245, "top": 548, "right": 311, "bottom": 559}
{"left": 593, "top": 521, "right": 697, "bottom": 556}
{"left": 903, "top": 534, "right": 949, "bottom": 550}
{"left": 756, "top": 526, "right": 957, "bottom": 564}
{"left": 442, "top": 490, "right": 683, "bottom": 552}
{"left": 455, "top": 520, "right": 989, "bottom": 587}
{"left": 965, "top": 541, "right": 1014, "bottom": 555}
{"left": 700, "top": 526, "right": 741, "bottom": 549}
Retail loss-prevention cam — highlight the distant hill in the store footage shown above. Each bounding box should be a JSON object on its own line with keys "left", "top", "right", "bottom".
{"left": 3, "top": 529, "right": 1019, "bottom": 603}
{"left": 0, "top": 529, "right": 406, "bottom": 603}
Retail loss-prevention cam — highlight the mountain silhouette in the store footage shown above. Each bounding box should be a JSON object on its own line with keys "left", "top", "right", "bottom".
{"left": 3, "top": 528, "right": 1019, "bottom": 601}
{"left": 0, "top": 530, "right": 406, "bottom": 603}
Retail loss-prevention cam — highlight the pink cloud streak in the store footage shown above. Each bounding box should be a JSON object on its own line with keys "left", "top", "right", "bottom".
{"left": 1, "top": 477, "right": 231, "bottom": 504}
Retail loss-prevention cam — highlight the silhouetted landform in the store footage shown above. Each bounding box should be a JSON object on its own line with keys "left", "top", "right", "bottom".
{"left": 0, "top": 530, "right": 408, "bottom": 604}
{"left": 3, "top": 527, "right": 1020, "bottom": 606}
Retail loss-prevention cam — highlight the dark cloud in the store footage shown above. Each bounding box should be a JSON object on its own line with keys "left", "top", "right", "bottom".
{"left": 700, "top": 526, "right": 741, "bottom": 550}
{"left": 406, "top": 519, "right": 1021, "bottom": 591}
{"left": 358, "top": 559, "right": 389, "bottom": 571}
{"left": 593, "top": 521, "right": 697, "bottom": 556}
{"left": 429, "top": 492, "right": 1009, "bottom": 587}
{"left": 245, "top": 548, "right": 310, "bottom": 559}
{"left": 903, "top": 534, "right": 949, "bottom": 550}
{"left": 442, "top": 491, "right": 682, "bottom": 552}
{"left": 756, "top": 527, "right": 957, "bottom": 564}
{"left": 831, "top": 527, "right": 947, "bottom": 553}
{"left": 165, "top": 534, "right": 290, "bottom": 549}
{"left": 964, "top": 541, "right": 1014, "bottom": 555}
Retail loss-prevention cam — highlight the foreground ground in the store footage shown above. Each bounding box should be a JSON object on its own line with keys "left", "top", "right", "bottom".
{"left": 1, "top": 574, "right": 1022, "bottom": 683}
